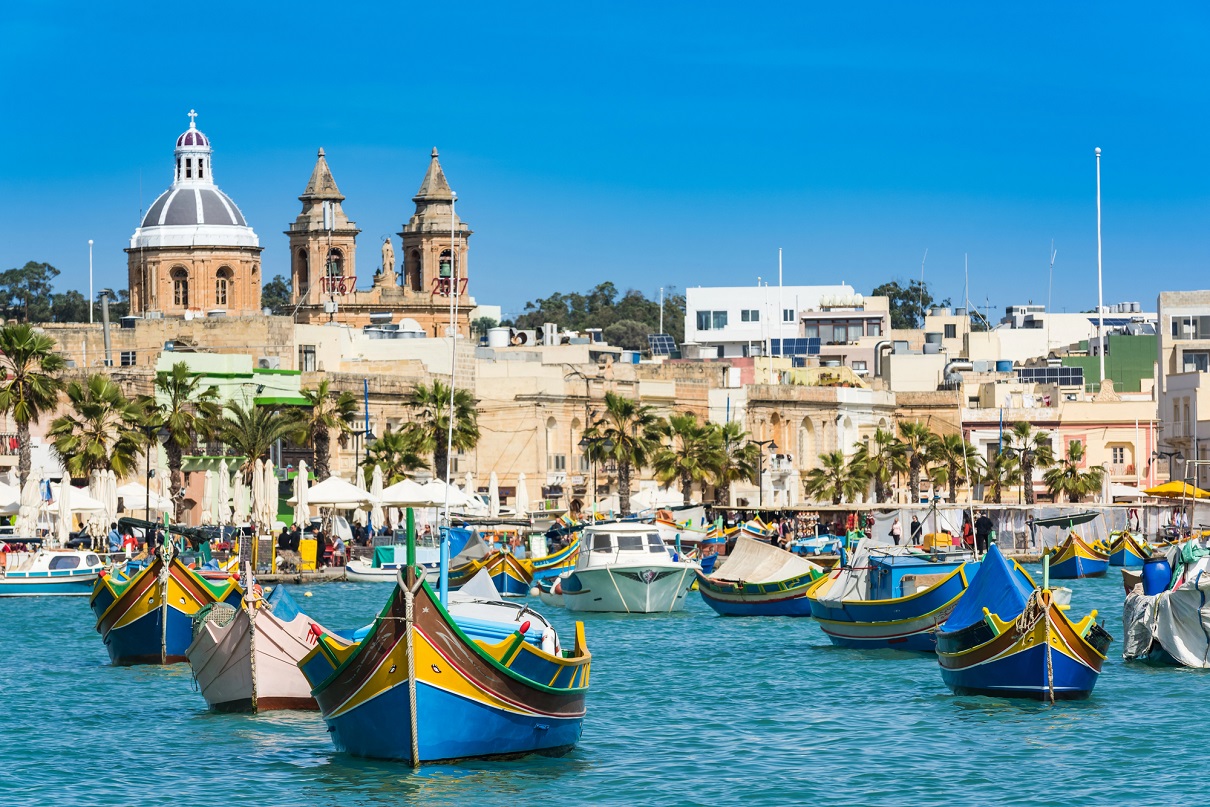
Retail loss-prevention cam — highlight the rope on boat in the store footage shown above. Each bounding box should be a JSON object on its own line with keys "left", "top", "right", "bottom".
{"left": 404, "top": 574, "right": 420, "bottom": 767}
{"left": 1014, "top": 590, "right": 1055, "bottom": 703}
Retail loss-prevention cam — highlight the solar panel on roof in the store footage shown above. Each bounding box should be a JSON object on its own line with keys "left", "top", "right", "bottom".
{"left": 647, "top": 334, "right": 679, "bottom": 357}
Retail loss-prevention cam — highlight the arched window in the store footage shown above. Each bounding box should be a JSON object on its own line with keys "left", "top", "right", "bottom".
{"left": 172, "top": 267, "right": 189, "bottom": 307}
{"left": 215, "top": 266, "right": 233, "bottom": 306}
{"left": 297, "top": 250, "right": 310, "bottom": 293}
{"left": 326, "top": 248, "right": 344, "bottom": 279}
{"left": 198, "top": 158, "right": 205, "bottom": 179}
{"left": 406, "top": 249, "right": 421, "bottom": 291}
{"left": 185, "top": 158, "right": 192, "bottom": 179}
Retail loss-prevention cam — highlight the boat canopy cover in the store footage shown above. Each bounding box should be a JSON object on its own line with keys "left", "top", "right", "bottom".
{"left": 942, "top": 543, "right": 1034, "bottom": 631}
{"left": 815, "top": 537, "right": 909, "bottom": 605}
{"left": 1029, "top": 511, "right": 1101, "bottom": 529}
{"left": 1123, "top": 549, "right": 1210, "bottom": 667}
{"left": 453, "top": 530, "right": 491, "bottom": 563}
{"left": 266, "top": 584, "right": 302, "bottom": 622}
{"left": 450, "top": 568, "right": 504, "bottom": 603}
{"left": 708, "top": 535, "right": 821, "bottom": 584}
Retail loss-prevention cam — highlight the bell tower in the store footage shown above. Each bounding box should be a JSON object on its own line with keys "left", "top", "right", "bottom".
{"left": 285, "top": 148, "right": 360, "bottom": 306}
{"left": 399, "top": 148, "right": 472, "bottom": 299}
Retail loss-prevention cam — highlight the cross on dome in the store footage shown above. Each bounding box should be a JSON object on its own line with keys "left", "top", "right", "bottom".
{"left": 187, "top": 109, "right": 198, "bottom": 127}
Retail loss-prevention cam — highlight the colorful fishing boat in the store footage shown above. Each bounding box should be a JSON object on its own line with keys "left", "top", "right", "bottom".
{"left": 522, "top": 536, "right": 580, "bottom": 583}
{"left": 1046, "top": 533, "right": 1109, "bottom": 579}
{"left": 299, "top": 563, "right": 591, "bottom": 764}
{"left": 1107, "top": 531, "right": 1150, "bottom": 567}
{"left": 1123, "top": 540, "right": 1210, "bottom": 667}
{"left": 696, "top": 535, "right": 823, "bottom": 617}
{"left": 806, "top": 540, "right": 979, "bottom": 652}
{"left": 187, "top": 579, "right": 347, "bottom": 712}
{"left": 0, "top": 548, "right": 105, "bottom": 596}
{"left": 936, "top": 544, "right": 1112, "bottom": 700}
{"left": 90, "top": 545, "right": 242, "bottom": 665}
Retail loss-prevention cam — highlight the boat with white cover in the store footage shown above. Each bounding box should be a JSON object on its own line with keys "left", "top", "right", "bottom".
{"left": 0, "top": 548, "right": 105, "bottom": 596}
{"left": 554, "top": 522, "right": 697, "bottom": 613}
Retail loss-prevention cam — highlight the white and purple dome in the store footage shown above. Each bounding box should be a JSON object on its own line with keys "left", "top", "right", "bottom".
{"left": 130, "top": 110, "right": 258, "bottom": 250}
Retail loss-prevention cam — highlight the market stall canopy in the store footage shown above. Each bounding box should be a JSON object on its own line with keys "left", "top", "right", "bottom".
{"left": 1109, "top": 483, "right": 1146, "bottom": 500}
{"left": 379, "top": 479, "right": 440, "bottom": 507}
{"left": 293, "top": 476, "right": 378, "bottom": 508}
{"left": 1143, "top": 481, "right": 1210, "bottom": 500}
{"left": 115, "top": 482, "right": 173, "bottom": 512}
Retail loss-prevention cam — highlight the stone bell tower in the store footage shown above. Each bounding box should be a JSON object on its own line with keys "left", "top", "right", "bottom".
{"left": 285, "top": 148, "right": 360, "bottom": 307}
{"left": 399, "top": 148, "right": 472, "bottom": 299}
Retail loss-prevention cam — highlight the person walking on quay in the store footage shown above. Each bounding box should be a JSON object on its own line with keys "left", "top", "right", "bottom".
{"left": 910, "top": 515, "right": 922, "bottom": 545}
{"left": 974, "top": 511, "right": 994, "bottom": 553}
{"left": 890, "top": 518, "right": 902, "bottom": 546}
{"left": 106, "top": 522, "right": 122, "bottom": 554}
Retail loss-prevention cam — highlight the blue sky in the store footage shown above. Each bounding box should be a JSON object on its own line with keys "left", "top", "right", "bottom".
{"left": 2, "top": 2, "right": 1207, "bottom": 321}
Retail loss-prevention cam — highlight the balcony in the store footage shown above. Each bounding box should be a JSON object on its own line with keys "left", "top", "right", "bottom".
{"left": 1108, "top": 463, "right": 1135, "bottom": 478}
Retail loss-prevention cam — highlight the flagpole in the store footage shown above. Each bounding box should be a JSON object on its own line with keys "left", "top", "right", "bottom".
{"left": 1095, "top": 147, "right": 1105, "bottom": 387}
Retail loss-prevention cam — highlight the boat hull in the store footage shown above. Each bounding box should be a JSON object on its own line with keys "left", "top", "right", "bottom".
{"left": 0, "top": 573, "right": 99, "bottom": 596}
{"left": 186, "top": 605, "right": 322, "bottom": 712}
{"left": 303, "top": 573, "right": 590, "bottom": 764}
{"left": 90, "top": 558, "right": 241, "bottom": 665}
{"left": 561, "top": 565, "right": 694, "bottom": 613}
{"left": 524, "top": 539, "right": 580, "bottom": 583}
{"left": 1108, "top": 534, "right": 1149, "bottom": 567}
{"left": 696, "top": 571, "right": 818, "bottom": 617}
{"left": 806, "top": 565, "right": 975, "bottom": 652}
{"left": 486, "top": 552, "right": 533, "bottom": 597}
{"left": 1047, "top": 535, "right": 1109, "bottom": 579}
{"left": 937, "top": 599, "right": 1109, "bottom": 699}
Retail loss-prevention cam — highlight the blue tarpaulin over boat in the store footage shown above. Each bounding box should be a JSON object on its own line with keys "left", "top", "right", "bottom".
{"left": 942, "top": 544, "right": 1034, "bottom": 631}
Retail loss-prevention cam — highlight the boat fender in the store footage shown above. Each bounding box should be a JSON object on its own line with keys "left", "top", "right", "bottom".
{"left": 529, "top": 586, "right": 540, "bottom": 597}
{"left": 541, "top": 627, "right": 556, "bottom": 655}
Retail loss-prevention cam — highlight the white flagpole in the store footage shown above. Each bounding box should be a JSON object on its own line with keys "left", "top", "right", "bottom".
{"left": 1096, "top": 147, "right": 1105, "bottom": 387}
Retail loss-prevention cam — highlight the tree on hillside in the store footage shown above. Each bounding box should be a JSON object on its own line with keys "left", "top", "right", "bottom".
{"left": 261, "top": 275, "right": 292, "bottom": 315}
{"left": 51, "top": 290, "right": 91, "bottom": 323}
{"left": 507, "top": 282, "right": 686, "bottom": 344}
{"left": 603, "top": 319, "right": 650, "bottom": 351}
{"left": 870, "top": 279, "right": 949, "bottom": 330}
{"left": 0, "top": 262, "right": 59, "bottom": 322}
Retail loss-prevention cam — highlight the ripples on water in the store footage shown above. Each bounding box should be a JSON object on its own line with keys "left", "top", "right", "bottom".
{"left": 0, "top": 568, "right": 1191, "bottom": 806}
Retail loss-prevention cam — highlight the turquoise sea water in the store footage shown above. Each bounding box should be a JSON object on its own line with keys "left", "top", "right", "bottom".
{"left": 0, "top": 567, "right": 1194, "bottom": 807}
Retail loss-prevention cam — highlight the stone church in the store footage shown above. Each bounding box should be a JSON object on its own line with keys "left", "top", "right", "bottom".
{"left": 127, "top": 112, "right": 474, "bottom": 335}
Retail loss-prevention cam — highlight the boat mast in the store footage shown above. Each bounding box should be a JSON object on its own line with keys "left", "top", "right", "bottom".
{"left": 439, "top": 190, "right": 459, "bottom": 605}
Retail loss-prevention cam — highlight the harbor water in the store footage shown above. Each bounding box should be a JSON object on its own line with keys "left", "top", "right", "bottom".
{"left": 1, "top": 567, "right": 1191, "bottom": 806}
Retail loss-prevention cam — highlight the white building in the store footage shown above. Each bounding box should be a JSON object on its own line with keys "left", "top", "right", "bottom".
{"left": 684, "top": 283, "right": 855, "bottom": 359}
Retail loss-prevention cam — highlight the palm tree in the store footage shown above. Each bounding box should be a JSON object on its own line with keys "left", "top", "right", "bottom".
{"left": 932, "top": 433, "right": 981, "bottom": 503}
{"left": 145, "top": 362, "right": 221, "bottom": 521}
{"left": 216, "top": 400, "right": 298, "bottom": 483}
{"left": 849, "top": 428, "right": 905, "bottom": 503}
{"left": 652, "top": 412, "right": 723, "bottom": 503}
{"left": 804, "top": 450, "right": 864, "bottom": 505}
{"left": 0, "top": 323, "right": 65, "bottom": 485}
{"left": 405, "top": 380, "right": 479, "bottom": 482}
{"left": 1043, "top": 440, "right": 1105, "bottom": 503}
{"left": 714, "top": 421, "right": 760, "bottom": 506}
{"left": 582, "top": 391, "right": 663, "bottom": 515}
{"left": 1006, "top": 422, "right": 1055, "bottom": 504}
{"left": 364, "top": 427, "right": 428, "bottom": 485}
{"left": 48, "top": 374, "right": 146, "bottom": 478}
{"left": 897, "top": 421, "right": 938, "bottom": 503}
{"left": 982, "top": 450, "right": 1020, "bottom": 504}
{"left": 295, "top": 379, "right": 359, "bottom": 481}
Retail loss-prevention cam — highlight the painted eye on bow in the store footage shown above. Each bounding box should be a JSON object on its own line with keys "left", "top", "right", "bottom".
{"left": 389, "top": 664, "right": 397, "bottom": 674}
{"left": 431, "top": 665, "right": 441, "bottom": 674}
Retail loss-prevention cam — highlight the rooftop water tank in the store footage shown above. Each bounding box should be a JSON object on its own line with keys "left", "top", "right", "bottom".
{"left": 487, "top": 326, "right": 510, "bottom": 348}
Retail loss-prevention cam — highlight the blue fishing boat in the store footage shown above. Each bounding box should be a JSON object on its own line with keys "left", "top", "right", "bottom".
{"left": 806, "top": 540, "right": 978, "bottom": 652}
{"left": 90, "top": 545, "right": 242, "bottom": 665}
{"left": 1107, "top": 531, "right": 1150, "bottom": 567}
{"left": 0, "top": 548, "right": 105, "bottom": 596}
{"left": 523, "top": 536, "right": 580, "bottom": 583}
{"left": 299, "top": 527, "right": 591, "bottom": 764}
{"left": 696, "top": 535, "right": 823, "bottom": 617}
{"left": 1047, "top": 533, "right": 1109, "bottom": 578}
{"left": 935, "top": 544, "right": 1112, "bottom": 700}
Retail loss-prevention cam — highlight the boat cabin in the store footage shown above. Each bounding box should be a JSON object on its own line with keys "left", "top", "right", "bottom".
{"left": 579, "top": 524, "right": 670, "bottom": 569}
{"left": 868, "top": 554, "right": 965, "bottom": 600}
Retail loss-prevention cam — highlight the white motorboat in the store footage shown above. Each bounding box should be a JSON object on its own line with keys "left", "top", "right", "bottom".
{"left": 556, "top": 522, "right": 697, "bottom": 613}
{"left": 0, "top": 548, "right": 105, "bottom": 596}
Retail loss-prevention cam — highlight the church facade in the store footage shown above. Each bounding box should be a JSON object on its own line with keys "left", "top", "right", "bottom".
{"left": 288, "top": 147, "right": 475, "bottom": 335}
{"left": 126, "top": 112, "right": 263, "bottom": 317}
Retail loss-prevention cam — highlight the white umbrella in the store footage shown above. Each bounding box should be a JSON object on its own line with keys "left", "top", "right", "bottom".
{"left": 353, "top": 468, "right": 369, "bottom": 527}
{"left": 17, "top": 471, "right": 41, "bottom": 537}
{"left": 388, "top": 507, "right": 400, "bottom": 530}
{"left": 156, "top": 446, "right": 171, "bottom": 516}
{"left": 41, "top": 484, "right": 104, "bottom": 514}
{"left": 0, "top": 480, "right": 19, "bottom": 516}
{"left": 370, "top": 465, "right": 385, "bottom": 532}
{"left": 489, "top": 472, "right": 500, "bottom": 518}
{"left": 515, "top": 473, "right": 530, "bottom": 520}
{"left": 115, "top": 482, "right": 172, "bottom": 513}
{"left": 251, "top": 458, "right": 265, "bottom": 532}
{"left": 379, "top": 479, "right": 434, "bottom": 507}
{"left": 464, "top": 470, "right": 477, "bottom": 502}
{"left": 264, "top": 460, "right": 278, "bottom": 533}
{"left": 57, "top": 477, "right": 72, "bottom": 545}
{"left": 419, "top": 479, "right": 473, "bottom": 508}
{"left": 105, "top": 470, "right": 118, "bottom": 530}
{"left": 234, "top": 471, "right": 249, "bottom": 524}
{"left": 217, "top": 459, "right": 231, "bottom": 527}
{"left": 300, "top": 476, "right": 378, "bottom": 507}
{"left": 86, "top": 471, "right": 102, "bottom": 536}
{"left": 294, "top": 459, "right": 311, "bottom": 527}
{"left": 200, "top": 470, "right": 215, "bottom": 525}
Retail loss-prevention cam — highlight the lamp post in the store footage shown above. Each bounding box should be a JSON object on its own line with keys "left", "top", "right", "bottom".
{"left": 752, "top": 439, "right": 777, "bottom": 510}
{"left": 87, "top": 239, "right": 94, "bottom": 324}
{"left": 1152, "top": 450, "right": 1184, "bottom": 486}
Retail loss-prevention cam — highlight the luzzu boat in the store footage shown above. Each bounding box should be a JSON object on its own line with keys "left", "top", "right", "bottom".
{"left": 1107, "top": 531, "right": 1150, "bottom": 567}
{"left": 1123, "top": 539, "right": 1210, "bottom": 668}
{"left": 90, "top": 545, "right": 242, "bottom": 665}
{"left": 0, "top": 548, "right": 105, "bottom": 596}
{"left": 186, "top": 578, "right": 349, "bottom": 712}
{"left": 299, "top": 561, "right": 591, "bottom": 764}
{"left": 696, "top": 535, "right": 823, "bottom": 616}
{"left": 522, "top": 537, "right": 580, "bottom": 583}
{"left": 1046, "top": 533, "right": 1109, "bottom": 579}
{"left": 806, "top": 540, "right": 979, "bottom": 652}
{"left": 936, "top": 543, "right": 1112, "bottom": 700}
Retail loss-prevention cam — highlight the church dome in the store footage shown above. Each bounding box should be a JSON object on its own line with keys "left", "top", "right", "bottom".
{"left": 130, "top": 110, "right": 259, "bottom": 250}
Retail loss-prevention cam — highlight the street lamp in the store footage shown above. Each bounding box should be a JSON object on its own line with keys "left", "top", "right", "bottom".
{"left": 1152, "top": 450, "right": 1185, "bottom": 486}
{"left": 578, "top": 434, "right": 614, "bottom": 519}
{"left": 752, "top": 439, "right": 777, "bottom": 510}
